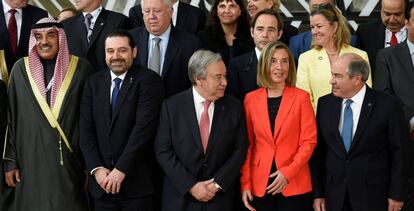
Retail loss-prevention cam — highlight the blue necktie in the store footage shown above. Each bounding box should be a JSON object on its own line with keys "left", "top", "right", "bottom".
{"left": 111, "top": 78, "right": 122, "bottom": 112}
{"left": 342, "top": 99, "right": 353, "bottom": 152}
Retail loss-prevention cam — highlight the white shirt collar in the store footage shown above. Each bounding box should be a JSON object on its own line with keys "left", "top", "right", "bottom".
{"left": 193, "top": 86, "right": 207, "bottom": 105}
{"left": 2, "top": 0, "right": 22, "bottom": 15}
{"left": 255, "top": 47, "right": 261, "bottom": 60}
{"left": 385, "top": 26, "right": 407, "bottom": 47}
{"left": 343, "top": 84, "right": 366, "bottom": 107}
{"left": 110, "top": 70, "right": 127, "bottom": 82}
{"left": 83, "top": 5, "right": 102, "bottom": 20}
{"left": 407, "top": 39, "right": 414, "bottom": 56}
{"left": 172, "top": 1, "right": 179, "bottom": 26}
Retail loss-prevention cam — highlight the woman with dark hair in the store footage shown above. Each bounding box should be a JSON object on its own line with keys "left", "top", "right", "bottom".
{"left": 199, "top": 0, "right": 254, "bottom": 65}
{"left": 241, "top": 41, "right": 316, "bottom": 211}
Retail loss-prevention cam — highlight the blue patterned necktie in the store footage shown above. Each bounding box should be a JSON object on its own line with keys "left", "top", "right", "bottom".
{"left": 111, "top": 78, "right": 122, "bottom": 112}
{"left": 84, "top": 13, "right": 93, "bottom": 42}
{"left": 342, "top": 99, "right": 353, "bottom": 152}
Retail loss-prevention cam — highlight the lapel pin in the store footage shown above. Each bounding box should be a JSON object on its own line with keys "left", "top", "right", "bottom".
{"left": 129, "top": 77, "right": 133, "bottom": 83}
{"left": 101, "top": 22, "right": 104, "bottom": 26}
{"left": 368, "top": 103, "right": 372, "bottom": 107}
{"left": 318, "top": 56, "right": 322, "bottom": 60}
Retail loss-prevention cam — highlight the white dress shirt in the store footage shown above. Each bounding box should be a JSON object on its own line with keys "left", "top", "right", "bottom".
{"left": 192, "top": 86, "right": 215, "bottom": 132}
{"left": 109, "top": 70, "right": 127, "bottom": 102}
{"left": 338, "top": 85, "right": 366, "bottom": 138}
{"left": 2, "top": 0, "right": 22, "bottom": 44}
{"left": 172, "top": 1, "right": 179, "bottom": 26}
{"left": 385, "top": 27, "right": 407, "bottom": 48}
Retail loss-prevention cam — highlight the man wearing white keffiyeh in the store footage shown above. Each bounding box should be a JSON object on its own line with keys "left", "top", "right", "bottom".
{"left": 2, "top": 17, "right": 93, "bottom": 211}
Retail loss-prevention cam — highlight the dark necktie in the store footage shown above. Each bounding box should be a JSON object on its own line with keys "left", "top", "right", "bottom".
{"left": 111, "top": 78, "right": 122, "bottom": 112}
{"left": 199, "top": 100, "right": 211, "bottom": 153}
{"left": 8, "top": 9, "right": 17, "bottom": 56}
{"left": 342, "top": 99, "right": 353, "bottom": 152}
{"left": 149, "top": 37, "right": 161, "bottom": 75}
{"left": 84, "top": 13, "right": 93, "bottom": 43}
{"left": 390, "top": 32, "right": 398, "bottom": 47}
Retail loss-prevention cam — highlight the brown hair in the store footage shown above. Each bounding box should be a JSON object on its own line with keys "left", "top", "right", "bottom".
{"left": 257, "top": 41, "right": 296, "bottom": 88}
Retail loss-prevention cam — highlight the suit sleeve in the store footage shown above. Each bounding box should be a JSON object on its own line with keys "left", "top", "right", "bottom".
{"left": 128, "top": 6, "right": 144, "bottom": 29}
{"left": 240, "top": 95, "right": 255, "bottom": 191}
{"left": 0, "top": 81, "right": 6, "bottom": 149}
{"left": 79, "top": 78, "right": 104, "bottom": 172}
{"left": 361, "top": 51, "right": 373, "bottom": 87}
{"left": 212, "top": 103, "right": 248, "bottom": 191}
{"left": 310, "top": 98, "right": 328, "bottom": 198}
{"left": 154, "top": 101, "right": 199, "bottom": 196}
{"left": 278, "top": 93, "right": 317, "bottom": 182}
{"left": 115, "top": 74, "right": 164, "bottom": 175}
{"left": 387, "top": 98, "right": 410, "bottom": 201}
{"left": 374, "top": 49, "right": 394, "bottom": 93}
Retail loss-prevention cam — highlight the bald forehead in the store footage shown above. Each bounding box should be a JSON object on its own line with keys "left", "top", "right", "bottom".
{"left": 381, "top": 0, "right": 405, "bottom": 9}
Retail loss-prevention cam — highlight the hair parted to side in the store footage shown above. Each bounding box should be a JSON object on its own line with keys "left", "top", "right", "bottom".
{"left": 188, "top": 50, "right": 223, "bottom": 85}
{"left": 342, "top": 53, "right": 370, "bottom": 82}
{"left": 310, "top": 3, "right": 350, "bottom": 50}
{"left": 257, "top": 41, "right": 296, "bottom": 88}
{"left": 105, "top": 30, "right": 136, "bottom": 49}
{"left": 250, "top": 8, "right": 283, "bottom": 31}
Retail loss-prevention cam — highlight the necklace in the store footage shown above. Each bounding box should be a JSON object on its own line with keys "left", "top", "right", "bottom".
{"left": 326, "top": 51, "right": 338, "bottom": 56}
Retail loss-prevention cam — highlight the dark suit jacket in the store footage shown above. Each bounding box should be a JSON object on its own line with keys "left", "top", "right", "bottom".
{"left": 0, "top": 2, "right": 47, "bottom": 72}
{"left": 79, "top": 66, "right": 164, "bottom": 199}
{"left": 154, "top": 89, "right": 248, "bottom": 211}
{"left": 226, "top": 50, "right": 258, "bottom": 101}
{"left": 62, "top": 8, "right": 131, "bottom": 72}
{"left": 129, "top": 2, "right": 206, "bottom": 35}
{"left": 289, "top": 31, "right": 359, "bottom": 63}
{"left": 356, "top": 19, "right": 387, "bottom": 79}
{"left": 130, "top": 26, "right": 199, "bottom": 98}
{"left": 0, "top": 80, "right": 6, "bottom": 151}
{"left": 280, "top": 22, "right": 298, "bottom": 46}
{"left": 311, "top": 87, "right": 409, "bottom": 211}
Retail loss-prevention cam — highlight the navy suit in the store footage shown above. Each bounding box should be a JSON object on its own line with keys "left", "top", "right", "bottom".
{"left": 62, "top": 8, "right": 131, "bottom": 72}
{"left": 227, "top": 50, "right": 258, "bottom": 101}
{"left": 311, "top": 87, "right": 409, "bottom": 211}
{"left": 80, "top": 66, "right": 164, "bottom": 205}
{"left": 129, "top": 2, "right": 206, "bottom": 35}
{"left": 155, "top": 89, "right": 248, "bottom": 211}
{"left": 130, "top": 26, "right": 199, "bottom": 98}
{"left": 0, "top": 1, "right": 47, "bottom": 72}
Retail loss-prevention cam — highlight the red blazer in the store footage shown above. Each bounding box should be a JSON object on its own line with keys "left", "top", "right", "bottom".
{"left": 240, "top": 86, "right": 317, "bottom": 197}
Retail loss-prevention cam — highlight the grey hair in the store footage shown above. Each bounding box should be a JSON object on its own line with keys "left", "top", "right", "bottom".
{"left": 342, "top": 53, "right": 370, "bottom": 82}
{"left": 140, "top": 0, "right": 173, "bottom": 11}
{"left": 188, "top": 50, "right": 222, "bottom": 85}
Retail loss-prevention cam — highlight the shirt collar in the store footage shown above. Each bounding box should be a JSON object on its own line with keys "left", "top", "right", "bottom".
{"left": 2, "top": 0, "right": 22, "bottom": 15}
{"left": 343, "top": 84, "right": 366, "bottom": 106}
{"left": 83, "top": 4, "right": 102, "bottom": 20}
{"left": 192, "top": 86, "right": 207, "bottom": 105}
{"left": 255, "top": 47, "right": 261, "bottom": 60}
{"left": 407, "top": 39, "right": 414, "bottom": 56}
{"left": 172, "top": 1, "right": 179, "bottom": 24}
{"left": 110, "top": 70, "right": 127, "bottom": 82}
{"left": 149, "top": 24, "right": 172, "bottom": 41}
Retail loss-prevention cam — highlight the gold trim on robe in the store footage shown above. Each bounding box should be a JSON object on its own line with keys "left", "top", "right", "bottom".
{"left": 24, "top": 56, "right": 79, "bottom": 154}
{"left": 0, "top": 50, "right": 8, "bottom": 85}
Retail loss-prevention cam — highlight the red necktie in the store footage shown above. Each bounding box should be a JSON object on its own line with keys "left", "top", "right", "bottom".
{"left": 8, "top": 9, "right": 18, "bottom": 56}
{"left": 199, "top": 100, "right": 211, "bottom": 152}
{"left": 390, "top": 32, "right": 398, "bottom": 47}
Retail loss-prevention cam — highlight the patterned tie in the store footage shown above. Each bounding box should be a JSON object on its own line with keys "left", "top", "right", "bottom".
{"left": 149, "top": 37, "right": 161, "bottom": 75}
{"left": 390, "top": 32, "right": 398, "bottom": 47}
{"left": 199, "top": 100, "right": 211, "bottom": 153}
{"left": 8, "top": 9, "right": 18, "bottom": 56}
{"left": 111, "top": 78, "right": 122, "bottom": 112}
{"left": 84, "top": 13, "right": 93, "bottom": 43}
{"left": 342, "top": 99, "right": 353, "bottom": 152}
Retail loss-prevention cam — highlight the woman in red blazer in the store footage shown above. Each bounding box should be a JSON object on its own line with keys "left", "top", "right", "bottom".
{"left": 240, "top": 41, "right": 317, "bottom": 211}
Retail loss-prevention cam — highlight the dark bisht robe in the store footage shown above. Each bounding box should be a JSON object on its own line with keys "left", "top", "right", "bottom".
{"left": 2, "top": 56, "right": 93, "bottom": 211}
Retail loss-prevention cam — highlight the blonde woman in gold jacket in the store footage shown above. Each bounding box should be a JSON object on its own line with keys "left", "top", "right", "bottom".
{"left": 296, "top": 3, "right": 372, "bottom": 110}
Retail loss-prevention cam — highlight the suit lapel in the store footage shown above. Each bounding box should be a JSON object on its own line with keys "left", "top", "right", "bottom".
{"left": 399, "top": 42, "right": 414, "bottom": 81}
{"left": 253, "top": 88, "right": 274, "bottom": 143}
{"left": 162, "top": 27, "right": 179, "bottom": 78}
{"left": 139, "top": 29, "right": 149, "bottom": 68}
{"left": 88, "top": 9, "right": 107, "bottom": 49}
{"left": 0, "top": 2, "right": 11, "bottom": 53}
{"left": 330, "top": 96, "right": 346, "bottom": 153}
{"left": 76, "top": 14, "right": 89, "bottom": 49}
{"left": 375, "top": 22, "right": 386, "bottom": 51}
{"left": 183, "top": 89, "right": 204, "bottom": 152}
{"left": 273, "top": 87, "right": 295, "bottom": 140}
{"left": 99, "top": 71, "right": 111, "bottom": 129}
{"left": 349, "top": 87, "right": 375, "bottom": 152}
{"left": 111, "top": 69, "right": 135, "bottom": 126}
{"left": 206, "top": 97, "right": 225, "bottom": 156}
